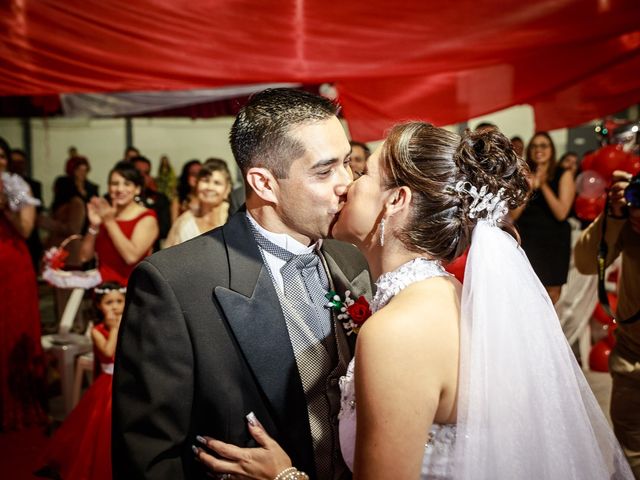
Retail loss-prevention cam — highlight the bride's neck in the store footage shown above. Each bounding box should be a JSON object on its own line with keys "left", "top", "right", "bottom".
{"left": 365, "top": 242, "right": 426, "bottom": 281}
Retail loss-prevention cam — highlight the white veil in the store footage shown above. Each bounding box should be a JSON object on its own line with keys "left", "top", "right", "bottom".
{"left": 453, "top": 221, "right": 633, "bottom": 479}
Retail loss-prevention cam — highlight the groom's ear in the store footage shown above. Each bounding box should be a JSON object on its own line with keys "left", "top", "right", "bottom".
{"left": 385, "top": 186, "right": 412, "bottom": 218}
{"left": 246, "top": 167, "right": 279, "bottom": 204}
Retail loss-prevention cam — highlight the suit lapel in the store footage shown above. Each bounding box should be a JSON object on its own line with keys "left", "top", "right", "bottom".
{"left": 213, "top": 213, "right": 307, "bottom": 431}
{"left": 320, "top": 242, "right": 373, "bottom": 354}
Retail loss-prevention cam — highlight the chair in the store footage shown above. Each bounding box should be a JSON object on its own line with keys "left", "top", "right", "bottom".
{"left": 71, "top": 351, "right": 94, "bottom": 408}
{"left": 41, "top": 288, "right": 92, "bottom": 417}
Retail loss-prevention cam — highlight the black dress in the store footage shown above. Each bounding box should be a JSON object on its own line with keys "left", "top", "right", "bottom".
{"left": 517, "top": 168, "right": 571, "bottom": 286}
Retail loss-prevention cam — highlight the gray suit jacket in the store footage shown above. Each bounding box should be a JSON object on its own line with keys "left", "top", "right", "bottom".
{"left": 112, "top": 210, "right": 372, "bottom": 479}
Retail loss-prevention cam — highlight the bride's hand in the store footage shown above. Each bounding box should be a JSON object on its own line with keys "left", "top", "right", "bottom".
{"left": 194, "top": 412, "right": 293, "bottom": 480}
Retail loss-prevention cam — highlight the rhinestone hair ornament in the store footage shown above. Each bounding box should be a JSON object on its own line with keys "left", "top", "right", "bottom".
{"left": 446, "top": 181, "right": 509, "bottom": 225}
{"left": 94, "top": 286, "right": 126, "bottom": 294}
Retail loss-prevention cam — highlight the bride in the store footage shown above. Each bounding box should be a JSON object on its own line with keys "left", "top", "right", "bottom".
{"left": 194, "top": 123, "right": 632, "bottom": 479}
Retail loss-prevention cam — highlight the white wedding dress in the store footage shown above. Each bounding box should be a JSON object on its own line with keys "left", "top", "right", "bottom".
{"left": 338, "top": 257, "right": 457, "bottom": 479}
{"left": 337, "top": 223, "right": 633, "bottom": 479}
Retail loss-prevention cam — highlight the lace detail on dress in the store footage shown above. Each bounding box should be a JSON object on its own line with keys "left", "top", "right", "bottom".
{"left": 339, "top": 257, "right": 455, "bottom": 478}
{"left": 370, "top": 257, "right": 449, "bottom": 313}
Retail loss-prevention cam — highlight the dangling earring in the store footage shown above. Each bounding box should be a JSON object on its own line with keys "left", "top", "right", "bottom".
{"left": 379, "top": 218, "right": 385, "bottom": 247}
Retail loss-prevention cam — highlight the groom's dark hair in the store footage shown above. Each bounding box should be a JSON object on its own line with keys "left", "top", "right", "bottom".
{"left": 230, "top": 88, "right": 340, "bottom": 179}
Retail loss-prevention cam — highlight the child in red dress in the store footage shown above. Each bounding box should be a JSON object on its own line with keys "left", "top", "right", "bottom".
{"left": 37, "top": 281, "right": 125, "bottom": 480}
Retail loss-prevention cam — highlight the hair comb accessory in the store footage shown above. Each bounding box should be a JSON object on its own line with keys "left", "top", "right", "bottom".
{"left": 451, "top": 181, "right": 508, "bottom": 225}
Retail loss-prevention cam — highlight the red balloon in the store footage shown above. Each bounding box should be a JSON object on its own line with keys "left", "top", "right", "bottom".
{"left": 627, "top": 154, "right": 640, "bottom": 175}
{"left": 575, "top": 170, "right": 606, "bottom": 199}
{"left": 589, "top": 145, "right": 632, "bottom": 182}
{"left": 580, "top": 151, "right": 596, "bottom": 172}
{"left": 589, "top": 339, "right": 611, "bottom": 372}
{"left": 445, "top": 249, "right": 467, "bottom": 283}
{"left": 574, "top": 193, "right": 606, "bottom": 221}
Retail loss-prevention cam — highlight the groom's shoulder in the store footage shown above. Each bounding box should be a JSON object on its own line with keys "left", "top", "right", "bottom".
{"left": 146, "top": 227, "right": 227, "bottom": 273}
{"left": 323, "top": 239, "right": 368, "bottom": 271}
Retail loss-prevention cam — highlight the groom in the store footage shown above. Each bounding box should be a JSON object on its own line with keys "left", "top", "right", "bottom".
{"left": 112, "top": 88, "right": 373, "bottom": 480}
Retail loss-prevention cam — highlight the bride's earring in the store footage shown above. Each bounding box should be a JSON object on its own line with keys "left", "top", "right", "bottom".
{"left": 379, "top": 218, "right": 385, "bottom": 247}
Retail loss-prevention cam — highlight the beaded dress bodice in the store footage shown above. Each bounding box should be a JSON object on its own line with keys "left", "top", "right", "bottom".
{"left": 338, "top": 258, "right": 457, "bottom": 479}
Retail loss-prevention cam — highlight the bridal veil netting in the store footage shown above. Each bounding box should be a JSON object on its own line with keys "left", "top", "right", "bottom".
{"left": 453, "top": 221, "right": 632, "bottom": 479}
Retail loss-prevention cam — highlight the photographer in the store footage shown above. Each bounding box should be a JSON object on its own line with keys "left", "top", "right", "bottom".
{"left": 574, "top": 169, "right": 640, "bottom": 477}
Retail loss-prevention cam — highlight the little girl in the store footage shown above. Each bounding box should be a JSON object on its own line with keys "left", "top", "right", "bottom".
{"left": 37, "top": 281, "right": 125, "bottom": 480}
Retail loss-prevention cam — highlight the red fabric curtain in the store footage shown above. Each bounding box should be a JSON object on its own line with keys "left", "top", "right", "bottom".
{"left": 1, "top": 0, "right": 639, "bottom": 140}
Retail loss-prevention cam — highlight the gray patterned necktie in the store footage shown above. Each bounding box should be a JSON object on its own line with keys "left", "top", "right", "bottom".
{"left": 252, "top": 229, "right": 332, "bottom": 341}
{"left": 249, "top": 224, "right": 337, "bottom": 479}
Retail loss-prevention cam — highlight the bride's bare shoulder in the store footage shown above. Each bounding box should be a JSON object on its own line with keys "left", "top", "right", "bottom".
{"left": 356, "top": 275, "right": 460, "bottom": 377}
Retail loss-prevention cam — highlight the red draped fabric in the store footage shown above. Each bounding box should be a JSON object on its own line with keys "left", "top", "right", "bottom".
{"left": 1, "top": 0, "right": 639, "bottom": 140}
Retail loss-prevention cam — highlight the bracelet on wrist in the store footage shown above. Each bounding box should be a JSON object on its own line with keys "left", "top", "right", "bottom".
{"left": 87, "top": 225, "right": 100, "bottom": 235}
{"left": 273, "top": 467, "right": 309, "bottom": 480}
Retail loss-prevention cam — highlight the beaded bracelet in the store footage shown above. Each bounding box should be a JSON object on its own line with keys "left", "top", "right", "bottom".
{"left": 273, "top": 467, "right": 309, "bottom": 480}
{"left": 87, "top": 225, "right": 100, "bottom": 235}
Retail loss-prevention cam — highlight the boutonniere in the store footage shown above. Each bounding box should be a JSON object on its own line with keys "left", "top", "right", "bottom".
{"left": 325, "top": 290, "right": 372, "bottom": 335}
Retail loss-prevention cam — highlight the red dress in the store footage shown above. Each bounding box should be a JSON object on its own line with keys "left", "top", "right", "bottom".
{"left": 0, "top": 215, "right": 47, "bottom": 431}
{"left": 38, "top": 323, "right": 114, "bottom": 480}
{"left": 94, "top": 209, "right": 157, "bottom": 285}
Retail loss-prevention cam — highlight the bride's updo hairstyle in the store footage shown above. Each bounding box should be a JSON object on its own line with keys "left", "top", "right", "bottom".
{"left": 380, "top": 122, "right": 529, "bottom": 263}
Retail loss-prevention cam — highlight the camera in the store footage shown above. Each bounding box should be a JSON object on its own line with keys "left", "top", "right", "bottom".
{"left": 625, "top": 173, "right": 640, "bottom": 208}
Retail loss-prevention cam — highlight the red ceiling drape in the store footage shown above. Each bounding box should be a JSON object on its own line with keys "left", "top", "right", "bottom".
{"left": 1, "top": 0, "right": 639, "bottom": 140}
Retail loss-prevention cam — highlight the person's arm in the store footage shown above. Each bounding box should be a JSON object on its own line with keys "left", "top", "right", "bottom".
{"left": 354, "top": 279, "right": 459, "bottom": 479}
{"left": 574, "top": 171, "right": 630, "bottom": 275}
{"left": 163, "top": 213, "right": 185, "bottom": 249}
{"left": 0, "top": 180, "right": 36, "bottom": 238}
{"left": 112, "top": 260, "right": 194, "bottom": 479}
{"left": 77, "top": 200, "right": 101, "bottom": 263}
{"left": 103, "top": 213, "right": 159, "bottom": 264}
{"left": 91, "top": 320, "right": 120, "bottom": 359}
{"left": 3, "top": 203, "right": 35, "bottom": 238}
{"left": 539, "top": 169, "right": 575, "bottom": 221}
{"left": 170, "top": 196, "right": 180, "bottom": 223}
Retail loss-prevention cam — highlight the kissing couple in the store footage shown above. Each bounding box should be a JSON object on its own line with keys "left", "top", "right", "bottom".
{"left": 112, "top": 89, "right": 632, "bottom": 479}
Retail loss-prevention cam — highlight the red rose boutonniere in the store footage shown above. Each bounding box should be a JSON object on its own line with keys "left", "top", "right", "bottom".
{"left": 325, "top": 290, "right": 372, "bottom": 335}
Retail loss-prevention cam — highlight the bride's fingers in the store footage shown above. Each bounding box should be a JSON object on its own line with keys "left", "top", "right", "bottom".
{"left": 197, "top": 436, "right": 244, "bottom": 461}
{"left": 245, "top": 412, "right": 271, "bottom": 449}
{"left": 193, "top": 445, "right": 242, "bottom": 476}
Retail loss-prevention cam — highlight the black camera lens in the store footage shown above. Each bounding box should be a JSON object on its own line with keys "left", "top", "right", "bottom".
{"left": 625, "top": 173, "right": 640, "bottom": 208}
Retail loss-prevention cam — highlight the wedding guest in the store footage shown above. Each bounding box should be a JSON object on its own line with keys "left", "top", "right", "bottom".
{"left": 0, "top": 137, "right": 47, "bottom": 431}
{"left": 512, "top": 132, "right": 576, "bottom": 304}
{"left": 37, "top": 281, "right": 125, "bottom": 480}
{"left": 164, "top": 159, "right": 231, "bottom": 247}
{"left": 559, "top": 151, "right": 579, "bottom": 176}
{"left": 155, "top": 154, "right": 177, "bottom": 202}
{"left": 78, "top": 161, "right": 158, "bottom": 285}
{"left": 40, "top": 157, "right": 92, "bottom": 268}
{"left": 132, "top": 156, "right": 171, "bottom": 251}
{"left": 510, "top": 136, "right": 524, "bottom": 158}
{"left": 10, "top": 148, "right": 43, "bottom": 273}
{"left": 171, "top": 159, "right": 202, "bottom": 222}
{"left": 124, "top": 146, "right": 140, "bottom": 161}
{"left": 349, "top": 141, "right": 370, "bottom": 179}
{"left": 575, "top": 170, "right": 640, "bottom": 477}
